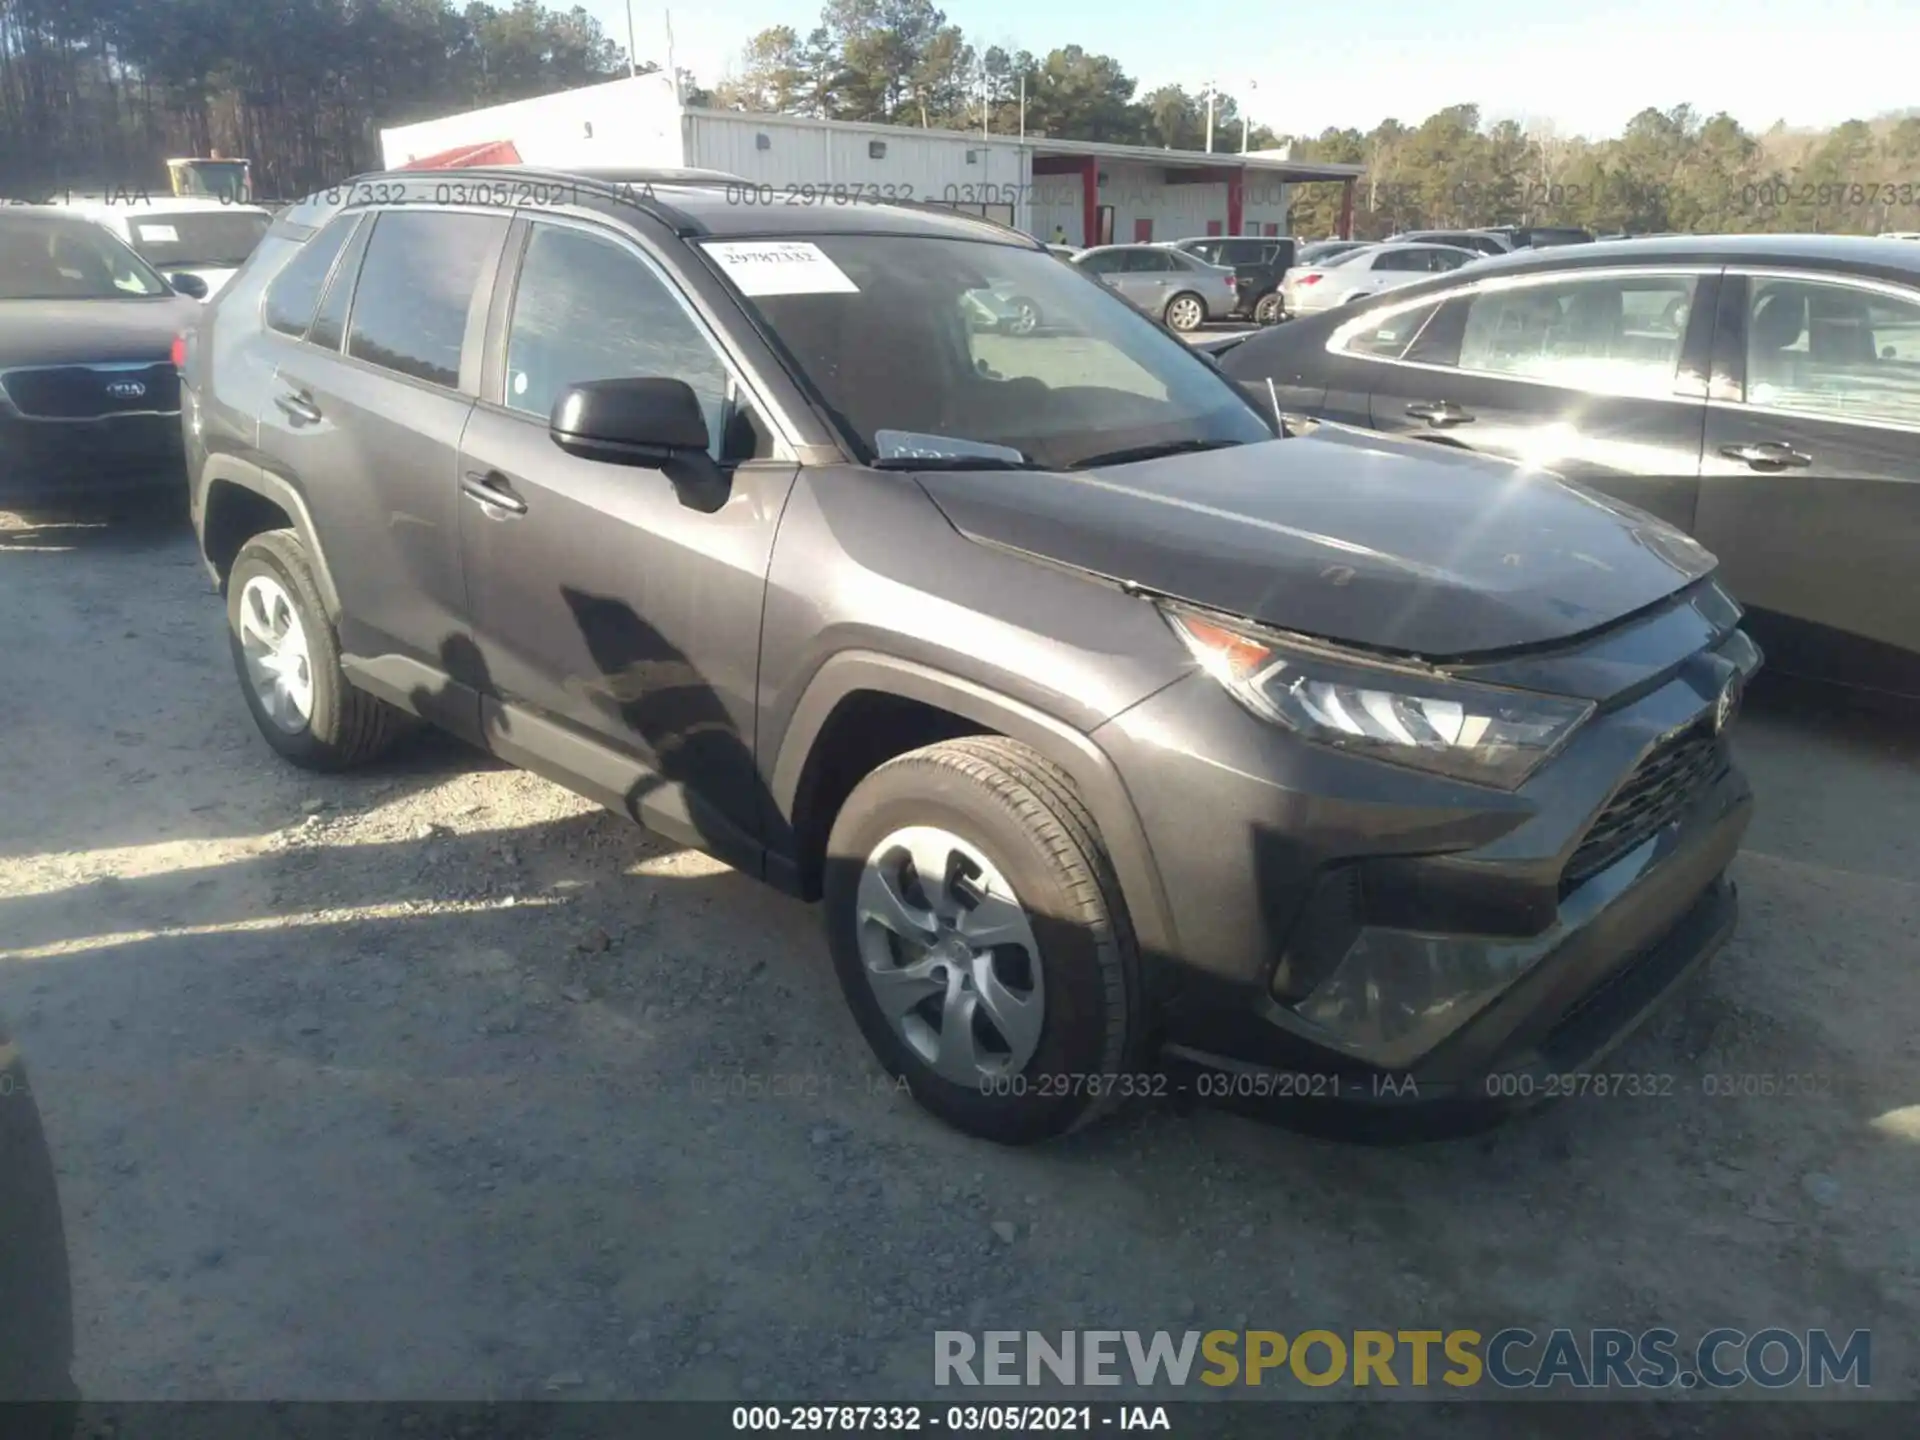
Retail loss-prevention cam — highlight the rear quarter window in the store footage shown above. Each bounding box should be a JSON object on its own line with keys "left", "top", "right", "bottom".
{"left": 263, "top": 214, "right": 357, "bottom": 337}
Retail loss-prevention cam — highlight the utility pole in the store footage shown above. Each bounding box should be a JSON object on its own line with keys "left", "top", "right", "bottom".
{"left": 624, "top": 0, "right": 637, "bottom": 76}
{"left": 1204, "top": 82, "right": 1216, "bottom": 153}
{"left": 665, "top": 10, "right": 680, "bottom": 99}
{"left": 1241, "top": 77, "right": 1255, "bottom": 154}
{"left": 1018, "top": 72, "right": 1026, "bottom": 140}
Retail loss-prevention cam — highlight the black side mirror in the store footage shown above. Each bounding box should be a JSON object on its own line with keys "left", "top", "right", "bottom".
{"left": 549, "top": 377, "right": 729, "bottom": 511}
{"left": 168, "top": 271, "right": 209, "bottom": 300}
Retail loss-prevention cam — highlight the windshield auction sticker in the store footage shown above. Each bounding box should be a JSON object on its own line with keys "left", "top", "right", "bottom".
{"left": 704, "top": 240, "right": 858, "bottom": 296}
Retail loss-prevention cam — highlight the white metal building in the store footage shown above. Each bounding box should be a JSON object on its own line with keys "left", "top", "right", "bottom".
{"left": 378, "top": 74, "right": 1366, "bottom": 244}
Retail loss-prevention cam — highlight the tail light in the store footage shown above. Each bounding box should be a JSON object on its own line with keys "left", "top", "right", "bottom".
{"left": 170, "top": 333, "right": 187, "bottom": 369}
{"left": 1296, "top": 273, "right": 1323, "bottom": 287}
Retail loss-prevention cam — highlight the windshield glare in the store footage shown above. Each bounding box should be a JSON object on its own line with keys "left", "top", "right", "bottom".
{"left": 0, "top": 216, "right": 172, "bottom": 300}
{"left": 122, "top": 210, "right": 270, "bottom": 268}
{"left": 712, "top": 234, "right": 1270, "bottom": 470}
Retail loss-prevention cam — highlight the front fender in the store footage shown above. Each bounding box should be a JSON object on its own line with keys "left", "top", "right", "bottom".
{"left": 770, "top": 649, "right": 1179, "bottom": 965}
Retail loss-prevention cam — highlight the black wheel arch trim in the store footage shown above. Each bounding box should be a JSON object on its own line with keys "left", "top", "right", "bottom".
{"left": 195, "top": 456, "right": 343, "bottom": 619}
{"left": 770, "top": 650, "right": 1180, "bottom": 962}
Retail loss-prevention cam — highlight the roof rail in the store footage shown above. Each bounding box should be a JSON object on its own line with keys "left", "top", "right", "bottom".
{"left": 346, "top": 165, "right": 733, "bottom": 235}
{"left": 877, "top": 197, "right": 1043, "bottom": 248}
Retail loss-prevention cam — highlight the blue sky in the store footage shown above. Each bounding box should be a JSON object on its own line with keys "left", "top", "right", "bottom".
{"left": 581, "top": 0, "right": 1919, "bottom": 140}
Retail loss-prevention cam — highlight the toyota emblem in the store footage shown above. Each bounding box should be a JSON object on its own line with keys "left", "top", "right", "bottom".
{"left": 1713, "top": 674, "right": 1742, "bottom": 735}
{"left": 106, "top": 380, "right": 147, "bottom": 399}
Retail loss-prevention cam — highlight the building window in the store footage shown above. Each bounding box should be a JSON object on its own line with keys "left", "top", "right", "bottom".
{"left": 869, "top": 140, "right": 887, "bottom": 159}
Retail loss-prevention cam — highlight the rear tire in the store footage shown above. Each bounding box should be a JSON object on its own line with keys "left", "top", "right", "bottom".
{"left": 1163, "top": 292, "right": 1206, "bottom": 332}
{"left": 226, "top": 529, "right": 410, "bottom": 771}
{"left": 1253, "top": 292, "right": 1283, "bottom": 324}
{"left": 823, "top": 737, "right": 1143, "bottom": 1144}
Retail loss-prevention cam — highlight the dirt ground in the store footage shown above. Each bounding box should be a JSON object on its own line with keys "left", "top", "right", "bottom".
{"left": 1, "top": 507, "right": 1917, "bottom": 1415}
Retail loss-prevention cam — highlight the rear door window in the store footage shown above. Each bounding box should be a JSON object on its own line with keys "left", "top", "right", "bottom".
{"left": 346, "top": 210, "right": 507, "bottom": 389}
{"left": 1457, "top": 272, "right": 1699, "bottom": 396}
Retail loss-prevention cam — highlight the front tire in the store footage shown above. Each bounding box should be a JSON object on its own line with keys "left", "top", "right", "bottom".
{"left": 824, "top": 737, "right": 1142, "bottom": 1144}
{"left": 225, "top": 529, "right": 409, "bottom": 771}
{"left": 1253, "top": 292, "right": 1283, "bottom": 324}
{"left": 1163, "top": 292, "right": 1206, "bottom": 332}
{"left": 1006, "top": 297, "right": 1041, "bottom": 334}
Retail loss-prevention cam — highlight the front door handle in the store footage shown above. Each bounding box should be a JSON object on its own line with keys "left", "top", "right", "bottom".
{"left": 461, "top": 470, "right": 528, "bottom": 515}
{"left": 1406, "top": 400, "right": 1475, "bottom": 427}
{"left": 1720, "top": 441, "right": 1811, "bottom": 471}
{"left": 273, "top": 389, "right": 321, "bottom": 425}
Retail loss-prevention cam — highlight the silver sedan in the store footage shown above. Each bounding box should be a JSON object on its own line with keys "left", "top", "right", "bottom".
{"left": 1068, "top": 244, "right": 1240, "bottom": 331}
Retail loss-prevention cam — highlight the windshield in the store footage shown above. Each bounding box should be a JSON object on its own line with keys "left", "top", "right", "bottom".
{"left": 0, "top": 214, "right": 172, "bottom": 300}
{"left": 707, "top": 234, "right": 1270, "bottom": 470}
{"left": 119, "top": 210, "right": 270, "bottom": 269}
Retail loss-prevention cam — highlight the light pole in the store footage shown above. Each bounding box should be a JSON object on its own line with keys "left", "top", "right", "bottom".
{"left": 1204, "top": 81, "right": 1216, "bottom": 153}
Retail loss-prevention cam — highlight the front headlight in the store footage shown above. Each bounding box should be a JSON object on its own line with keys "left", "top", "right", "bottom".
{"left": 1165, "top": 608, "right": 1594, "bottom": 790}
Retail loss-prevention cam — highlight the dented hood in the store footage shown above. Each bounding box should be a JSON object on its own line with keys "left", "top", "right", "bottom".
{"left": 914, "top": 425, "right": 1717, "bottom": 658}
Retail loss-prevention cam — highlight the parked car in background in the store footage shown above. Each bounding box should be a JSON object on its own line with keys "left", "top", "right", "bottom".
{"left": 1046, "top": 243, "right": 1080, "bottom": 260}
{"left": 1069, "top": 243, "right": 1238, "bottom": 330}
{"left": 962, "top": 283, "right": 1043, "bottom": 334}
{"left": 1483, "top": 225, "right": 1596, "bottom": 250}
{"left": 1165, "top": 234, "right": 1297, "bottom": 322}
{"left": 1216, "top": 233, "right": 1920, "bottom": 701}
{"left": 184, "top": 168, "right": 1759, "bottom": 1146}
{"left": 0, "top": 207, "right": 199, "bottom": 512}
{"left": 1880, "top": 231, "right": 1920, "bottom": 241}
{"left": 1389, "top": 229, "right": 1513, "bottom": 257}
{"left": 50, "top": 195, "right": 273, "bottom": 300}
{"left": 1278, "top": 242, "right": 1478, "bottom": 318}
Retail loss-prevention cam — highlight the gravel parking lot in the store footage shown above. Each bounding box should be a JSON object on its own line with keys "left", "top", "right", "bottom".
{"left": 2, "top": 506, "right": 1917, "bottom": 1419}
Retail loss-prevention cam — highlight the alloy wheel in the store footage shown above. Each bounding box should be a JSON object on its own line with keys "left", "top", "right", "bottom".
{"left": 237, "top": 573, "right": 315, "bottom": 732}
{"left": 1009, "top": 299, "right": 1040, "bottom": 334}
{"left": 1167, "top": 296, "right": 1204, "bottom": 331}
{"left": 854, "top": 825, "right": 1046, "bottom": 1085}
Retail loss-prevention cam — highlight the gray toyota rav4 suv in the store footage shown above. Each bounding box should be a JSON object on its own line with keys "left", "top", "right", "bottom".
{"left": 180, "top": 167, "right": 1760, "bottom": 1144}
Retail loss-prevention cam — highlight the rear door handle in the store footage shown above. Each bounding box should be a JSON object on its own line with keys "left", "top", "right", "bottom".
{"left": 461, "top": 470, "right": 527, "bottom": 516}
{"left": 1406, "top": 400, "right": 1475, "bottom": 427}
{"left": 1719, "top": 441, "right": 1811, "bottom": 471}
{"left": 273, "top": 389, "right": 321, "bottom": 425}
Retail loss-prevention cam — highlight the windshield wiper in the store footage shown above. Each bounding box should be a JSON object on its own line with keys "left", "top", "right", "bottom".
{"left": 872, "top": 455, "right": 1044, "bottom": 471}
{"left": 1067, "top": 438, "right": 1244, "bottom": 471}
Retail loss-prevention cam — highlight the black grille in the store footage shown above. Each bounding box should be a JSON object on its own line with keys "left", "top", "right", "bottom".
{"left": 1, "top": 363, "right": 179, "bottom": 419}
{"left": 1562, "top": 720, "right": 1728, "bottom": 894}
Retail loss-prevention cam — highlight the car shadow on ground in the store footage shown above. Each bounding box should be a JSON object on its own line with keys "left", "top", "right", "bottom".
{"left": 4, "top": 578, "right": 1918, "bottom": 1405}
